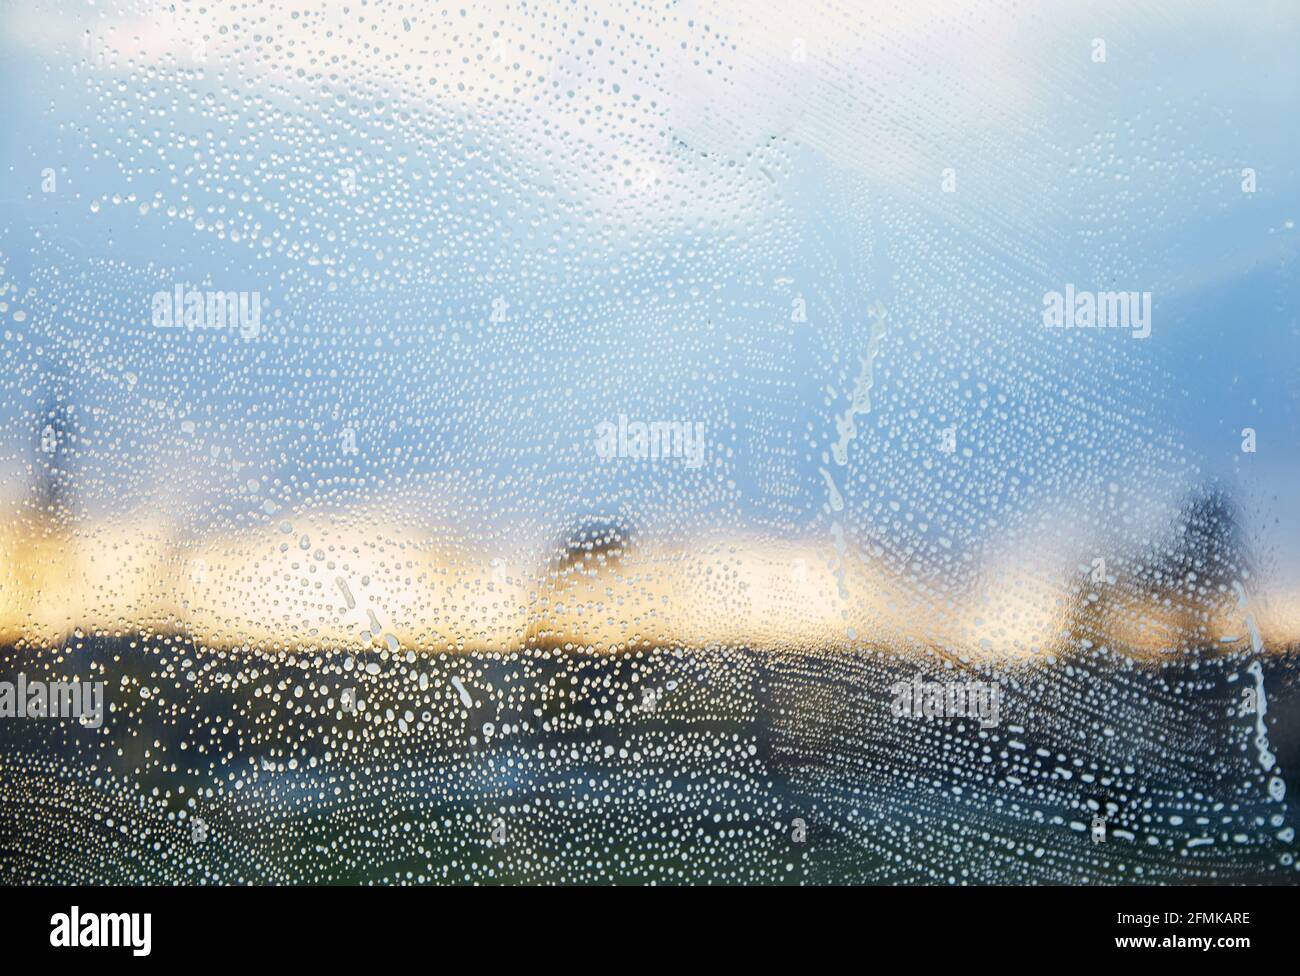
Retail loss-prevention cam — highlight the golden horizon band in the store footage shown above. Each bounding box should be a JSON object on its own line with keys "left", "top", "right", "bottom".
{"left": 3, "top": 505, "right": 1296, "bottom": 661}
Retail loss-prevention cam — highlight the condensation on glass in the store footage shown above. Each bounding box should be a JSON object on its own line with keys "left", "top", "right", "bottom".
{"left": 0, "top": 1, "right": 1296, "bottom": 884}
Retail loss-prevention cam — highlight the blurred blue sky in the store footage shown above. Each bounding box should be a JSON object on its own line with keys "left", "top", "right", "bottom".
{"left": 0, "top": 0, "right": 1295, "bottom": 588}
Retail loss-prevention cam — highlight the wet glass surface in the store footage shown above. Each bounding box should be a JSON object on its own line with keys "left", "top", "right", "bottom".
{"left": 0, "top": 1, "right": 1297, "bottom": 884}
